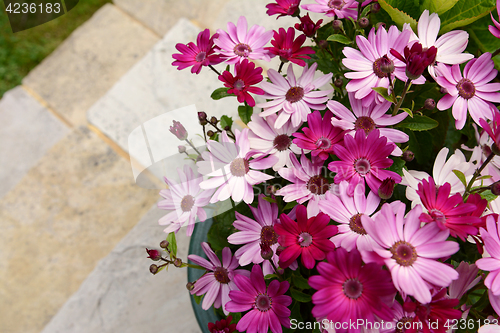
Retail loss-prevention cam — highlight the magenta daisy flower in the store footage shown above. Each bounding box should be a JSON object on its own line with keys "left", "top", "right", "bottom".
{"left": 214, "top": 16, "right": 274, "bottom": 64}
{"left": 416, "top": 177, "right": 482, "bottom": 240}
{"left": 301, "top": 0, "right": 358, "bottom": 19}
{"left": 198, "top": 129, "right": 278, "bottom": 204}
{"left": 318, "top": 181, "right": 380, "bottom": 251}
{"left": 266, "top": 0, "right": 301, "bottom": 18}
{"left": 218, "top": 59, "right": 265, "bottom": 107}
{"left": 274, "top": 204, "right": 337, "bottom": 269}
{"left": 479, "top": 112, "right": 500, "bottom": 150}
{"left": 276, "top": 153, "right": 332, "bottom": 216}
{"left": 477, "top": 216, "right": 500, "bottom": 297}
{"left": 490, "top": 1, "right": 500, "bottom": 39}
{"left": 257, "top": 63, "right": 333, "bottom": 129}
{"left": 435, "top": 52, "right": 500, "bottom": 130}
{"left": 266, "top": 27, "right": 315, "bottom": 66}
{"left": 328, "top": 92, "right": 409, "bottom": 155}
{"left": 172, "top": 29, "right": 223, "bottom": 74}
{"left": 188, "top": 243, "right": 250, "bottom": 315}
{"left": 294, "top": 13, "right": 323, "bottom": 38}
{"left": 361, "top": 202, "right": 459, "bottom": 304}
{"left": 309, "top": 248, "right": 396, "bottom": 326}
{"left": 247, "top": 113, "right": 302, "bottom": 171}
{"left": 292, "top": 110, "right": 345, "bottom": 160}
{"left": 226, "top": 264, "right": 292, "bottom": 333}
{"left": 328, "top": 129, "right": 402, "bottom": 196}
{"left": 343, "top": 26, "right": 424, "bottom": 107}
{"left": 158, "top": 165, "right": 214, "bottom": 236}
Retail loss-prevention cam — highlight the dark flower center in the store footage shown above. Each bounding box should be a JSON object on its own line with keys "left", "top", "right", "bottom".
{"left": 395, "top": 316, "right": 414, "bottom": 333}
{"left": 390, "top": 241, "right": 417, "bottom": 266}
{"left": 195, "top": 51, "right": 207, "bottom": 63}
{"left": 315, "top": 137, "right": 331, "bottom": 150}
{"left": 273, "top": 134, "right": 292, "bottom": 151}
{"left": 181, "top": 195, "right": 195, "bottom": 212}
{"left": 233, "top": 43, "right": 252, "bottom": 57}
{"left": 234, "top": 79, "right": 245, "bottom": 91}
{"left": 255, "top": 294, "right": 272, "bottom": 312}
{"left": 214, "top": 267, "right": 230, "bottom": 284}
{"left": 261, "top": 225, "right": 279, "bottom": 246}
{"left": 354, "top": 116, "right": 376, "bottom": 134}
{"left": 307, "top": 175, "right": 330, "bottom": 195}
{"left": 285, "top": 86, "right": 304, "bottom": 103}
{"left": 298, "top": 232, "right": 313, "bottom": 247}
{"left": 349, "top": 213, "right": 367, "bottom": 235}
{"left": 343, "top": 278, "right": 363, "bottom": 299}
{"left": 230, "top": 158, "right": 250, "bottom": 177}
{"left": 456, "top": 78, "right": 475, "bottom": 99}
{"left": 373, "top": 56, "right": 395, "bottom": 78}
{"left": 354, "top": 158, "right": 371, "bottom": 176}
{"left": 328, "top": 0, "right": 345, "bottom": 9}
{"left": 429, "top": 209, "right": 447, "bottom": 226}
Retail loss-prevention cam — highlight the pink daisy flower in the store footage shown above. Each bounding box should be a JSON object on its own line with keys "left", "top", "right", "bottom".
{"left": 448, "top": 262, "right": 481, "bottom": 301}
{"left": 361, "top": 202, "right": 459, "bottom": 304}
{"left": 188, "top": 242, "right": 250, "bottom": 315}
{"left": 266, "top": 0, "right": 301, "bottom": 18}
{"left": 198, "top": 129, "right": 278, "bottom": 204}
{"left": 218, "top": 59, "right": 265, "bottom": 107}
{"left": 172, "top": 29, "right": 223, "bottom": 74}
{"left": 309, "top": 248, "right": 396, "bottom": 327}
{"left": 489, "top": 0, "right": 500, "bottom": 39}
{"left": 327, "top": 92, "right": 409, "bottom": 155}
{"left": 328, "top": 129, "right": 402, "bottom": 196}
{"left": 301, "top": 0, "right": 358, "bottom": 19}
{"left": 477, "top": 216, "right": 500, "bottom": 301}
{"left": 276, "top": 153, "right": 332, "bottom": 216}
{"left": 257, "top": 63, "right": 333, "bottom": 129}
{"left": 480, "top": 112, "right": 500, "bottom": 149}
{"left": 292, "top": 110, "right": 345, "bottom": 160}
{"left": 247, "top": 112, "right": 302, "bottom": 171}
{"left": 158, "top": 165, "right": 214, "bottom": 236}
{"left": 416, "top": 177, "right": 482, "bottom": 240}
{"left": 275, "top": 204, "right": 337, "bottom": 269}
{"left": 266, "top": 27, "right": 315, "bottom": 66}
{"left": 342, "top": 26, "right": 424, "bottom": 107}
{"left": 380, "top": 302, "right": 416, "bottom": 333}
{"left": 214, "top": 16, "right": 274, "bottom": 64}
{"left": 318, "top": 181, "right": 380, "bottom": 251}
{"left": 435, "top": 52, "right": 500, "bottom": 129}
{"left": 226, "top": 264, "right": 292, "bottom": 333}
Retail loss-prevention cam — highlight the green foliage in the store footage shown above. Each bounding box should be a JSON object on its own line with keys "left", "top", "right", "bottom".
{"left": 466, "top": 14, "right": 500, "bottom": 68}
{"left": 207, "top": 201, "right": 252, "bottom": 252}
{"left": 290, "top": 288, "right": 312, "bottom": 303}
{"left": 378, "top": 0, "right": 418, "bottom": 30}
{"left": 292, "top": 274, "right": 311, "bottom": 290}
{"left": 395, "top": 115, "right": 439, "bottom": 131}
{"left": 211, "top": 87, "right": 231, "bottom": 100}
{"left": 219, "top": 115, "right": 233, "bottom": 129}
{"left": 166, "top": 232, "right": 177, "bottom": 258}
{"left": 452, "top": 169, "right": 468, "bottom": 187}
{"left": 389, "top": 157, "right": 406, "bottom": 177}
{"left": 480, "top": 190, "right": 498, "bottom": 202}
{"left": 439, "top": 0, "right": 495, "bottom": 33}
{"left": 421, "top": 0, "right": 460, "bottom": 15}
{"left": 372, "top": 87, "right": 395, "bottom": 103}
{"left": 238, "top": 104, "right": 253, "bottom": 124}
{"left": 326, "top": 34, "right": 352, "bottom": 45}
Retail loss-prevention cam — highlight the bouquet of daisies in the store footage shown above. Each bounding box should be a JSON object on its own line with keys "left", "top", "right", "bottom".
{"left": 146, "top": 0, "right": 500, "bottom": 332}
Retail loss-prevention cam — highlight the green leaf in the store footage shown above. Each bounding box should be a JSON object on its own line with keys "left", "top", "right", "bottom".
{"left": 421, "top": 0, "right": 459, "bottom": 15}
{"left": 292, "top": 274, "right": 311, "bottom": 290}
{"left": 192, "top": 294, "right": 203, "bottom": 305}
{"left": 211, "top": 87, "right": 231, "bottom": 100}
{"left": 371, "top": 87, "right": 395, "bottom": 103}
{"left": 238, "top": 104, "right": 253, "bottom": 124}
{"left": 262, "top": 196, "right": 277, "bottom": 203}
{"left": 220, "top": 115, "right": 233, "bottom": 130}
{"left": 466, "top": 14, "right": 500, "bottom": 69}
{"left": 439, "top": 0, "right": 496, "bottom": 34}
{"left": 166, "top": 232, "right": 177, "bottom": 258}
{"left": 452, "top": 170, "right": 468, "bottom": 187}
{"left": 290, "top": 289, "right": 312, "bottom": 303}
{"left": 480, "top": 190, "right": 498, "bottom": 202}
{"left": 264, "top": 274, "right": 279, "bottom": 280}
{"left": 396, "top": 115, "right": 439, "bottom": 131}
{"left": 283, "top": 201, "right": 298, "bottom": 211}
{"left": 400, "top": 108, "right": 414, "bottom": 118}
{"left": 389, "top": 157, "right": 406, "bottom": 177}
{"left": 326, "top": 34, "right": 352, "bottom": 44}
{"left": 378, "top": 0, "right": 418, "bottom": 30}
{"left": 477, "top": 175, "right": 493, "bottom": 180}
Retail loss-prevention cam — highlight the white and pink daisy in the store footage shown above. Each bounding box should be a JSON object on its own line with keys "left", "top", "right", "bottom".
{"left": 276, "top": 153, "right": 332, "bottom": 217}
{"left": 435, "top": 53, "right": 500, "bottom": 129}
{"left": 405, "top": 10, "right": 474, "bottom": 77}
{"left": 247, "top": 113, "right": 302, "bottom": 171}
{"left": 342, "top": 26, "right": 424, "bottom": 107}
{"left": 214, "top": 16, "right": 274, "bottom": 64}
{"left": 257, "top": 63, "right": 333, "bottom": 129}
{"left": 158, "top": 165, "right": 214, "bottom": 236}
{"left": 361, "top": 202, "right": 459, "bottom": 304}
{"left": 319, "top": 181, "right": 380, "bottom": 251}
{"left": 188, "top": 242, "right": 250, "bottom": 315}
{"left": 301, "top": 0, "right": 358, "bottom": 19}
{"left": 198, "top": 129, "right": 278, "bottom": 204}
{"left": 327, "top": 92, "right": 409, "bottom": 155}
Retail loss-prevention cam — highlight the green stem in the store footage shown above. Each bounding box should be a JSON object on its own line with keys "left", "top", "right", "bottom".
{"left": 392, "top": 79, "right": 411, "bottom": 116}
{"left": 465, "top": 153, "right": 495, "bottom": 195}
{"left": 184, "top": 139, "right": 201, "bottom": 155}
{"left": 209, "top": 65, "right": 221, "bottom": 76}
{"left": 492, "top": 47, "right": 500, "bottom": 58}
{"left": 278, "top": 61, "right": 284, "bottom": 73}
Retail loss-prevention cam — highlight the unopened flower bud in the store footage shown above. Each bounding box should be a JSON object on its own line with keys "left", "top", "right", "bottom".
{"left": 169, "top": 120, "right": 188, "bottom": 140}
{"left": 224, "top": 125, "right": 231, "bottom": 131}
{"left": 376, "top": 22, "right": 386, "bottom": 30}
{"left": 402, "top": 150, "right": 414, "bottom": 162}
{"left": 207, "top": 130, "right": 215, "bottom": 137}
{"left": 440, "top": 87, "right": 448, "bottom": 94}
{"left": 379, "top": 55, "right": 394, "bottom": 74}
{"left": 196, "top": 155, "right": 204, "bottom": 162}
{"left": 334, "top": 78, "right": 343, "bottom": 87}
{"left": 491, "top": 181, "right": 500, "bottom": 196}
{"left": 266, "top": 185, "right": 277, "bottom": 195}
{"left": 198, "top": 111, "right": 207, "bottom": 121}
{"left": 186, "top": 282, "right": 195, "bottom": 291}
{"left": 160, "top": 240, "right": 169, "bottom": 249}
{"left": 146, "top": 248, "right": 161, "bottom": 261}
{"left": 150, "top": 264, "right": 159, "bottom": 274}
{"left": 403, "top": 301, "right": 417, "bottom": 313}
{"left": 318, "top": 40, "right": 328, "bottom": 49}
{"left": 483, "top": 144, "right": 493, "bottom": 156}
{"left": 210, "top": 116, "right": 218, "bottom": 125}
{"left": 493, "top": 143, "right": 500, "bottom": 156}
{"left": 174, "top": 258, "right": 182, "bottom": 267}
{"left": 276, "top": 246, "right": 286, "bottom": 257}
{"left": 358, "top": 17, "right": 369, "bottom": 28}
{"left": 260, "top": 243, "right": 274, "bottom": 260}
{"left": 178, "top": 145, "right": 186, "bottom": 153}
{"left": 371, "top": 3, "right": 381, "bottom": 13}
{"left": 424, "top": 98, "right": 435, "bottom": 110}
{"left": 378, "top": 177, "right": 395, "bottom": 200}
{"left": 332, "top": 20, "right": 343, "bottom": 30}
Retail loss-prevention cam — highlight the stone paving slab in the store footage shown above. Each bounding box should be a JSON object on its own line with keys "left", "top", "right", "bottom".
{"left": 40, "top": 204, "right": 199, "bottom": 333}
{"left": 22, "top": 4, "right": 160, "bottom": 127}
{"left": 0, "top": 86, "right": 70, "bottom": 199}
{"left": 0, "top": 126, "right": 158, "bottom": 333}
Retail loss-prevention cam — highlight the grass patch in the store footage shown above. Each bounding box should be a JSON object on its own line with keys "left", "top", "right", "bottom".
{"left": 0, "top": 0, "right": 111, "bottom": 98}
